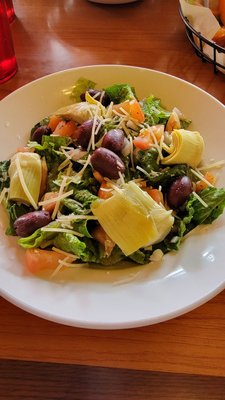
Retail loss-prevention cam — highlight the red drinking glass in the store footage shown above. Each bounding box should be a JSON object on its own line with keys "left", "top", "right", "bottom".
{"left": 0, "top": 0, "right": 17, "bottom": 84}
{"left": 5, "top": 0, "right": 15, "bottom": 23}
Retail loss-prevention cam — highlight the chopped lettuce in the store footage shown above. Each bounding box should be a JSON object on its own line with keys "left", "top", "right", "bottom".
{"left": 30, "top": 117, "right": 50, "bottom": 138}
{"left": 5, "top": 201, "right": 32, "bottom": 236}
{"left": 0, "top": 160, "right": 10, "bottom": 192}
{"left": 62, "top": 198, "right": 89, "bottom": 215}
{"left": 71, "top": 189, "right": 98, "bottom": 208}
{"left": 18, "top": 222, "right": 59, "bottom": 248}
{"left": 53, "top": 232, "right": 86, "bottom": 258}
{"left": 136, "top": 148, "right": 160, "bottom": 175}
{"left": 153, "top": 187, "right": 225, "bottom": 255}
{"left": 129, "top": 249, "right": 151, "bottom": 264}
{"left": 70, "top": 77, "right": 96, "bottom": 102}
{"left": 104, "top": 84, "right": 136, "bottom": 103}
{"left": 33, "top": 135, "right": 69, "bottom": 190}
{"left": 186, "top": 187, "right": 225, "bottom": 227}
{"left": 140, "top": 163, "right": 191, "bottom": 188}
{"left": 141, "top": 95, "right": 171, "bottom": 126}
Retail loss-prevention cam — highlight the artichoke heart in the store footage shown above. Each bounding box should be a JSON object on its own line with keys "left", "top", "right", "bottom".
{"left": 55, "top": 102, "right": 103, "bottom": 125}
{"left": 162, "top": 129, "right": 204, "bottom": 168}
{"left": 8, "top": 152, "right": 42, "bottom": 209}
{"left": 91, "top": 181, "right": 174, "bottom": 256}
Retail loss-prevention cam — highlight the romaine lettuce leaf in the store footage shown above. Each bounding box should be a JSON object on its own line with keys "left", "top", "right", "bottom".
{"left": 18, "top": 222, "right": 59, "bottom": 248}
{"left": 141, "top": 96, "right": 170, "bottom": 125}
{"left": 53, "top": 232, "right": 86, "bottom": 258}
{"left": 30, "top": 117, "right": 50, "bottom": 138}
{"left": 0, "top": 160, "right": 10, "bottom": 192}
{"left": 104, "top": 84, "right": 136, "bottom": 103}
{"left": 5, "top": 201, "right": 32, "bottom": 236}
{"left": 70, "top": 77, "right": 96, "bottom": 102}
{"left": 71, "top": 189, "right": 98, "bottom": 208}
{"left": 136, "top": 148, "right": 160, "bottom": 174}
{"left": 186, "top": 187, "right": 225, "bottom": 226}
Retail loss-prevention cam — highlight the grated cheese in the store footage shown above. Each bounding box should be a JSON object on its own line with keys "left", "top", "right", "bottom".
{"left": 41, "top": 227, "right": 84, "bottom": 237}
{"left": 52, "top": 246, "right": 78, "bottom": 259}
{"left": 70, "top": 154, "right": 91, "bottom": 184}
{"left": 38, "top": 189, "right": 73, "bottom": 206}
{"left": 191, "top": 168, "right": 214, "bottom": 187}
{"left": 51, "top": 176, "right": 67, "bottom": 220}
{"left": 147, "top": 125, "right": 163, "bottom": 160}
{"left": 136, "top": 165, "right": 151, "bottom": 179}
{"left": 198, "top": 160, "right": 225, "bottom": 171}
{"left": 58, "top": 158, "right": 71, "bottom": 171}
{"left": 149, "top": 249, "right": 164, "bottom": 262}
{"left": 192, "top": 191, "right": 208, "bottom": 208}
{"left": 118, "top": 171, "right": 125, "bottom": 186}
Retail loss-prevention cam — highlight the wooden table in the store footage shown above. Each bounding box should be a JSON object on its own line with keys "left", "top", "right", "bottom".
{"left": 1, "top": 0, "right": 225, "bottom": 398}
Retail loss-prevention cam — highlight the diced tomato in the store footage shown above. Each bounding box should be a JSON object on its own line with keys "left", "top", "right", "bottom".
{"left": 52, "top": 120, "right": 77, "bottom": 137}
{"left": 25, "top": 249, "right": 65, "bottom": 274}
{"left": 93, "top": 170, "right": 104, "bottom": 183}
{"left": 41, "top": 192, "right": 59, "bottom": 213}
{"left": 143, "top": 188, "right": 164, "bottom": 204}
{"left": 133, "top": 129, "right": 153, "bottom": 150}
{"left": 48, "top": 115, "right": 63, "bottom": 132}
{"left": 151, "top": 124, "right": 164, "bottom": 142}
{"left": 133, "top": 125, "right": 164, "bottom": 150}
{"left": 113, "top": 99, "right": 145, "bottom": 122}
{"left": 98, "top": 180, "right": 113, "bottom": 199}
{"left": 195, "top": 171, "right": 216, "bottom": 192}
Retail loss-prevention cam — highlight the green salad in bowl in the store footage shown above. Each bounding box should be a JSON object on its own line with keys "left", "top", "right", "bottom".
{"left": 1, "top": 77, "right": 225, "bottom": 276}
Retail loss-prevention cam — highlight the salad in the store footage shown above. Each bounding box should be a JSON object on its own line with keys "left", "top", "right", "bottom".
{"left": 0, "top": 77, "right": 225, "bottom": 275}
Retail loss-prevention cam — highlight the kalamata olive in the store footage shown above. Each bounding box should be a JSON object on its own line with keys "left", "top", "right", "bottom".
{"left": 14, "top": 210, "right": 51, "bottom": 237}
{"left": 31, "top": 125, "right": 52, "bottom": 143}
{"left": 75, "top": 119, "right": 100, "bottom": 149}
{"left": 102, "top": 129, "right": 125, "bottom": 154}
{"left": 167, "top": 176, "right": 193, "bottom": 209}
{"left": 80, "top": 89, "right": 110, "bottom": 106}
{"left": 91, "top": 147, "right": 125, "bottom": 179}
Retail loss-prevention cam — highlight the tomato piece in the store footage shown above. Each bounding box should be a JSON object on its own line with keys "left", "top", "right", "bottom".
{"left": 195, "top": 172, "right": 216, "bottom": 192}
{"left": 25, "top": 249, "right": 65, "bottom": 274}
{"left": 53, "top": 120, "right": 77, "bottom": 137}
{"left": 143, "top": 188, "right": 164, "bottom": 204}
{"left": 42, "top": 192, "right": 59, "bottom": 213}
{"left": 151, "top": 124, "right": 164, "bottom": 142}
{"left": 48, "top": 115, "right": 63, "bottom": 131}
{"left": 98, "top": 180, "right": 113, "bottom": 199}
{"left": 133, "top": 129, "right": 153, "bottom": 150}
{"left": 113, "top": 99, "right": 145, "bottom": 122}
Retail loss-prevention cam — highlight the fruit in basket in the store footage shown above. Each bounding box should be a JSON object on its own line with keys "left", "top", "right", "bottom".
{"left": 212, "top": 26, "right": 225, "bottom": 47}
{"left": 220, "top": 0, "right": 225, "bottom": 24}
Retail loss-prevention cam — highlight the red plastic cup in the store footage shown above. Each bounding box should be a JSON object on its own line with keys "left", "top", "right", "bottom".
{"left": 0, "top": 0, "right": 17, "bottom": 84}
{"left": 5, "top": 0, "right": 15, "bottom": 23}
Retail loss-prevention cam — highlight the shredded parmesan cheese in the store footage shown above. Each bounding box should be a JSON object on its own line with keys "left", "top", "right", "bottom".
{"left": 41, "top": 227, "right": 84, "bottom": 236}
{"left": 192, "top": 191, "right": 208, "bottom": 208}
{"left": 136, "top": 165, "right": 151, "bottom": 179}
{"left": 191, "top": 168, "right": 214, "bottom": 187}
{"left": 70, "top": 154, "right": 91, "bottom": 184}
{"left": 198, "top": 160, "right": 225, "bottom": 171}
{"left": 38, "top": 189, "right": 73, "bottom": 206}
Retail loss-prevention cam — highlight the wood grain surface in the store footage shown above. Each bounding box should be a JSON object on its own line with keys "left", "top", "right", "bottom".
{"left": 1, "top": 359, "right": 225, "bottom": 400}
{"left": 1, "top": 0, "right": 225, "bottom": 397}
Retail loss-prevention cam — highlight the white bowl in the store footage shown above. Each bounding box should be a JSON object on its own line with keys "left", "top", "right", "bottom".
{"left": 0, "top": 65, "right": 225, "bottom": 329}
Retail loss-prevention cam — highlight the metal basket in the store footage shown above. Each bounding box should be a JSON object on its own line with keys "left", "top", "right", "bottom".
{"left": 179, "top": 4, "right": 225, "bottom": 73}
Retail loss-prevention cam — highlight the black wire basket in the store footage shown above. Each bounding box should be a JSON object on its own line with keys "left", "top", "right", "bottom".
{"left": 179, "top": 4, "right": 225, "bottom": 73}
